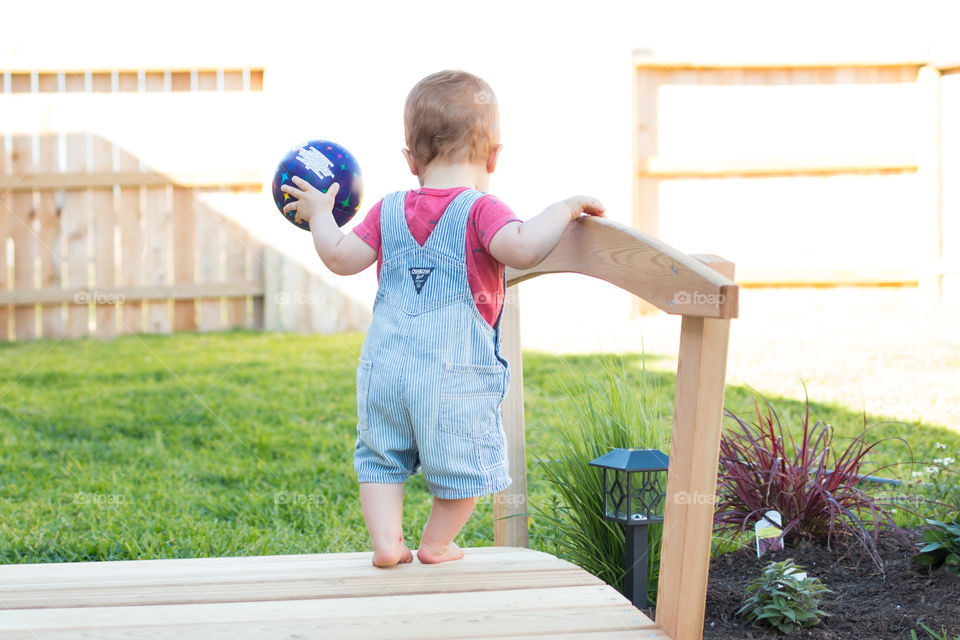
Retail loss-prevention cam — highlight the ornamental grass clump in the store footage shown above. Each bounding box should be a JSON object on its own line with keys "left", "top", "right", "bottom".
{"left": 531, "top": 360, "right": 669, "bottom": 605}
{"left": 738, "top": 559, "right": 830, "bottom": 633}
{"left": 715, "top": 396, "right": 902, "bottom": 569}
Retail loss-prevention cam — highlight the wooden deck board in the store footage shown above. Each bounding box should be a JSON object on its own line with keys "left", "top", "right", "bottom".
{"left": 0, "top": 548, "right": 669, "bottom": 639}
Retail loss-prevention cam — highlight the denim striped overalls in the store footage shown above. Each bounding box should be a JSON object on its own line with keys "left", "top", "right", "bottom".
{"left": 353, "top": 188, "right": 512, "bottom": 499}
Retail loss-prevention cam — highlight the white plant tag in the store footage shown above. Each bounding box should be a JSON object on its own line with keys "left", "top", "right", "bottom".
{"left": 755, "top": 509, "right": 784, "bottom": 558}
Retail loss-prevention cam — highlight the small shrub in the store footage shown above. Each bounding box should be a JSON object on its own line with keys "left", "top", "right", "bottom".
{"left": 738, "top": 558, "right": 830, "bottom": 633}
{"left": 715, "top": 396, "right": 901, "bottom": 568}
{"left": 912, "top": 517, "right": 960, "bottom": 574}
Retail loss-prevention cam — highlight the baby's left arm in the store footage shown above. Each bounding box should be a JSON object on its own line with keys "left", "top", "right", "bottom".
{"left": 488, "top": 196, "right": 604, "bottom": 270}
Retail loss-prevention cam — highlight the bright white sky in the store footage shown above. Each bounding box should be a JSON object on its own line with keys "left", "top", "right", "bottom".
{"left": 2, "top": 0, "right": 957, "bottom": 338}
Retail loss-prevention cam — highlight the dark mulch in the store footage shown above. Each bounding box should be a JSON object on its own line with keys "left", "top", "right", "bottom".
{"left": 695, "top": 528, "right": 960, "bottom": 639}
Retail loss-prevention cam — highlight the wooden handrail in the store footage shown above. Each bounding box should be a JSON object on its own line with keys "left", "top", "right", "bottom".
{"left": 497, "top": 217, "right": 737, "bottom": 640}
{"left": 505, "top": 215, "right": 738, "bottom": 319}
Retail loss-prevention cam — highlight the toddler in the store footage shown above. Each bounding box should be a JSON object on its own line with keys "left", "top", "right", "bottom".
{"left": 280, "top": 70, "right": 604, "bottom": 567}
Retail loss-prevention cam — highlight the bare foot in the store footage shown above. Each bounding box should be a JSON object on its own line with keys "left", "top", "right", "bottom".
{"left": 372, "top": 542, "right": 414, "bottom": 568}
{"left": 417, "top": 541, "right": 465, "bottom": 564}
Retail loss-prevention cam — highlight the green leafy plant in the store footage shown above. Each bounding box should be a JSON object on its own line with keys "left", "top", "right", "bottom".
{"left": 912, "top": 517, "right": 960, "bottom": 574}
{"left": 531, "top": 358, "right": 669, "bottom": 605}
{"left": 715, "top": 395, "right": 904, "bottom": 569}
{"left": 738, "top": 559, "right": 830, "bottom": 633}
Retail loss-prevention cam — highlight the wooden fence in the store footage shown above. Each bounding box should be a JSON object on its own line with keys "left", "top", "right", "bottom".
{"left": 0, "top": 69, "right": 369, "bottom": 340}
{"left": 633, "top": 55, "right": 960, "bottom": 302}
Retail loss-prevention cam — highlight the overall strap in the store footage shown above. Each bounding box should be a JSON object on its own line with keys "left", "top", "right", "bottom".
{"left": 380, "top": 190, "right": 412, "bottom": 260}
{"left": 425, "top": 188, "right": 486, "bottom": 262}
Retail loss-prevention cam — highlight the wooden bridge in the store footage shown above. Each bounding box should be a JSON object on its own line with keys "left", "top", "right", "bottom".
{"left": 0, "top": 216, "right": 737, "bottom": 640}
{"left": 0, "top": 547, "right": 669, "bottom": 639}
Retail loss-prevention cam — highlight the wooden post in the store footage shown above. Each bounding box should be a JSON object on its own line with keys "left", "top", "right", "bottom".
{"left": 632, "top": 62, "right": 661, "bottom": 317}
{"left": 494, "top": 284, "right": 528, "bottom": 548}
{"left": 655, "top": 314, "right": 731, "bottom": 640}
{"left": 917, "top": 64, "right": 944, "bottom": 302}
{"left": 939, "top": 66, "right": 960, "bottom": 305}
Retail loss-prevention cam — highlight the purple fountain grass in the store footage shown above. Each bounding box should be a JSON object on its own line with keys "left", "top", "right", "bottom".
{"left": 714, "top": 396, "right": 905, "bottom": 570}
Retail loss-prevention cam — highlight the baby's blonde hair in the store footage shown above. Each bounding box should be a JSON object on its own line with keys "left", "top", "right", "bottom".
{"left": 404, "top": 70, "right": 499, "bottom": 170}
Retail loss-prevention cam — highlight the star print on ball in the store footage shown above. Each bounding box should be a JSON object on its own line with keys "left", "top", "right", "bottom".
{"left": 271, "top": 140, "right": 363, "bottom": 230}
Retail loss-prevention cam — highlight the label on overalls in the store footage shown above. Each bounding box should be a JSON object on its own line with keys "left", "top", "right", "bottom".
{"left": 409, "top": 267, "right": 434, "bottom": 294}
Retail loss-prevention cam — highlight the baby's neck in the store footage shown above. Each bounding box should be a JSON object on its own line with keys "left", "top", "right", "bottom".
{"left": 418, "top": 161, "right": 489, "bottom": 191}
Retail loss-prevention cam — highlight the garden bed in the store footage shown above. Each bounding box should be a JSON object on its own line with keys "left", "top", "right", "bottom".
{"left": 698, "top": 528, "right": 960, "bottom": 639}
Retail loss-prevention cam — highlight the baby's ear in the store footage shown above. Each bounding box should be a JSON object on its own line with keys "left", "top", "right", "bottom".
{"left": 486, "top": 144, "right": 503, "bottom": 174}
{"left": 401, "top": 148, "right": 419, "bottom": 176}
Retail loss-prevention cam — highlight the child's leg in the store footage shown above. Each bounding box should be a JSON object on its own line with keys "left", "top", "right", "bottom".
{"left": 359, "top": 482, "right": 413, "bottom": 567}
{"left": 417, "top": 496, "right": 478, "bottom": 564}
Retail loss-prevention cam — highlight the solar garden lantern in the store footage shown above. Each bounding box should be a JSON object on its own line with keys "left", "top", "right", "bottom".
{"left": 589, "top": 447, "right": 669, "bottom": 609}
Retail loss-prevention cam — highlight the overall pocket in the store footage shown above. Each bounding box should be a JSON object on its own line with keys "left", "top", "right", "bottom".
{"left": 356, "top": 359, "right": 373, "bottom": 432}
{"left": 438, "top": 363, "right": 505, "bottom": 438}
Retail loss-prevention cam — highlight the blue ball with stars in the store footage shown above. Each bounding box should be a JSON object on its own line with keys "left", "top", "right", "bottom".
{"left": 272, "top": 140, "right": 363, "bottom": 230}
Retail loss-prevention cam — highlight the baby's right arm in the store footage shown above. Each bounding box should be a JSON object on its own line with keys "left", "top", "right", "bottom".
{"left": 281, "top": 177, "right": 377, "bottom": 275}
{"left": 487, "top": 196, "right": 605, "bottom": 270}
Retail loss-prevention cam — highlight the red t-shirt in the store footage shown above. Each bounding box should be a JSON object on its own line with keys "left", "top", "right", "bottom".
{"left": 352, "top": 187, "right": 521, "bottom": 328}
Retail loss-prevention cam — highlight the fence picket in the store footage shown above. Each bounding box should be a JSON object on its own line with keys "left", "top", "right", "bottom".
{"left": 144, "top": 184, "right": 171, "bottom": 333}
{"left": 92, "top": 75, "right": 117, "bottom": 338}
{"left": 11, "top": 132, "right": 37, "bottom": 340}
{"left": 36, "top": 73, "right": 64, "bottom": 339}
{"left": 195, "top": 70, "right": 224, "bottom": 332}
{"left": 225, "top": 218, "right": 246, "bottom": 328}
{"left": 0, "top": 186, "right": 7, "bottom": 340}
{"left": 36, "top": 130, "right": 63, "bottom": 338}
{"left": 195, "top": 196, "right": 224, "bottom": 331}
{"left": 0, "top": 199, "right": 7, "bottom": 341}
{"left": 64, "top": 127, "right": 90, "bottom": 338}
{"left": 0, "top": 74, "right": 7, "bottom": 340}
{"left": 116, "top": 70, "right": 144, "bottom": 334}
{"left": 143, "top": 72, "right": 171, "bottom": 333}
{"left": 172, "top": 187, "right": 197, "bottom": 332}
{"left": 117, "top": 151, "right": 144, "bottom": 334}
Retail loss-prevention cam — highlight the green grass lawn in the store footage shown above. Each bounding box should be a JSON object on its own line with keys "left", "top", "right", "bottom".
{"left": 1, "top": 330, "right": 957, "bottom": 563}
